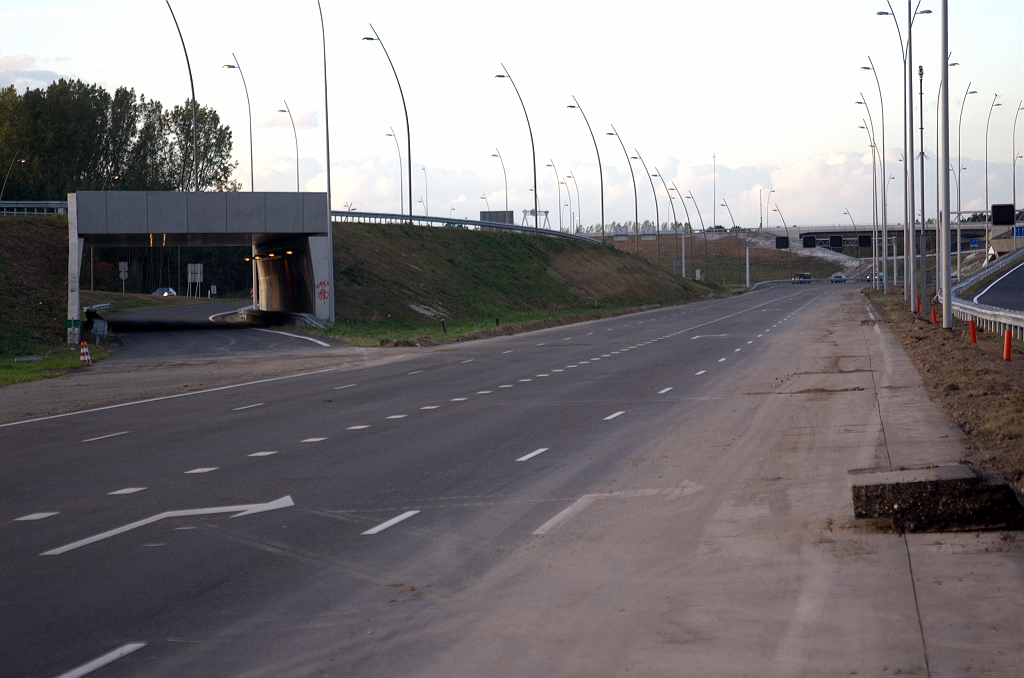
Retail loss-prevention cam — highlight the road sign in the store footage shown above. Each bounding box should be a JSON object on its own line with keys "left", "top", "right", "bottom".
{"left": 776, "top": 236, "right": 789, "bottom": 249}
{"left": 1015, "top": 227, "right": 1024, "bottom": 237}
{"left": 64, "top": 319, "right": 81, "bottom": 328}
{"left": 970, "top": 238, "right": 979, "bottom": 248}
{"left": 117, "top": 261, "right": 128, "bottom": 281}
{"left": 991, "top": 204, "right": 1014, "bottom": 226}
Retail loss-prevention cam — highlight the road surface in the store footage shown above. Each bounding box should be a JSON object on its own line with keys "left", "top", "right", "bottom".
{"left": 974, "top": 259, "right": 1024, "bottom": 311}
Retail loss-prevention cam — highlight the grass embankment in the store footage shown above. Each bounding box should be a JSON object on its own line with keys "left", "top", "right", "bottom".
{"left": 866, "top": 289, "right": 1024, "bottom": 489}
{"left": 612, "top": 233, "right": 843, "bottom": 286}
{"left": 328, "top": 222, "right": 715, "bottom": 345}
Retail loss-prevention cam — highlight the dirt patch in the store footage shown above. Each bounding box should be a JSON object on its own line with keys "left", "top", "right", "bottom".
{"left": 866, "top": 290, "right": 1024, "bottom": 489}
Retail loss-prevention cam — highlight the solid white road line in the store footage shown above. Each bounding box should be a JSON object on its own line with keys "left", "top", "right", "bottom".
{"left": 2, "top": 368, "right": 338, "bottom": 429}
{"left": 604, "top": 411, "right": 625, "bottom": 420}
{"left": 334, "top": 383, "right": 357, "bottom": 390}
{"left": 185, "top": 468, "right": 218, "bottom": 474}
{"left": 82, "top": 431, "right": 129, "bottom": 443}
{"left": 533, "top": 496, "right": 597, "bottom": 535}
{"left": 248, "top": 451, "right": 278, "bottom": 457}
{"left": 516, "top": 447, "right": 549, "bottom": 462}
{"left": 42, "top": 496, "right": 294, "bottom": 556}
{"left": 232, "top": 403, "right": 264, "bottom": 411}
{"left": 347, "top": 425, "right": 370, "bottom": 430}
{"left": 252, "top": 328, "right": 330, "bottom": 346}
{"left": 362, "top": 510, "right": 420, "bottom": 535}
{"left": 658, "top": 387, "right": 673, "bottom": 394}
{"left": 108, "top": 488, "right": 146, "bottom": 495}
{"left": 53, "top": 643, "right": 147, "bottom": 678}
{"left": 695, "top": 370, "right": 707, "bottom": 375}
{"left": 14, "top": 512, "right": 58, "bottom": 521}
{"left": 301, "top": 437, "right": 327, "bottom": 442}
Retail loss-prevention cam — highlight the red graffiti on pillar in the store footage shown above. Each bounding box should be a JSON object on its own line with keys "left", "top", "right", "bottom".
{"left": 316, "top": 280, "right": 330, "bottom": 302}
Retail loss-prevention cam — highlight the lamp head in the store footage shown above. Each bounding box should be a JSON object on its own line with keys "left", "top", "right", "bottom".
{"left": 222, "top": 64, "right": 236, "bottom": 69}
{"left": 918, "top": 9, "right": 932, "bottom": 14}
{"left": 567, "top": 105, "right": 577, "bottom": 109}
{"left": 495, "top": 74, "right": 506, "bottom": 79}
{"left": 968, "top": 90, "right": 978, "bottom": 94}
{"left": 949, "top": 62, "right": 960, "bottom": 67}
{"left": 606, "top": 132, "right": 615, "bottom": 136}
{"left": 491, "top": 154, "right": 499, "bottom": 157}
{"left": 278, "top": 109, "right": 287, "bottom": 113}
{"left": 877, "top": 11, "right": 890, "bottom": 15}
{"left": 861, "top": 66, "right": 872, "bottom": 71}
{"left": 630, "top": 156, "right": 638, "bottom": 160}
{"left": 362, "top": 37, "right": 376, "bottom": 41}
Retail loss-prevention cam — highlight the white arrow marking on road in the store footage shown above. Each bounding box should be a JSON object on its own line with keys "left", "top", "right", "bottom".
{"left": 41, "top": 496, "right": 294, "bottom": 556}
{"left": 53, "top": 642, "right": 146, "bottom": 678}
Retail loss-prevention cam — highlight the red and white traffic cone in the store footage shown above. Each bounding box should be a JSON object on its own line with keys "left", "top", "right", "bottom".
{"left": 79, "top": 341, "right": 92, "bottom": 365}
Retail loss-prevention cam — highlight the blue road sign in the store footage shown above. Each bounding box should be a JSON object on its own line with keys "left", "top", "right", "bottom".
{"left": 970, "top": 238, "right": 979, "bottom": 248}
{"left": 1015, "top": 226, "right": 1024, "bottom": 237}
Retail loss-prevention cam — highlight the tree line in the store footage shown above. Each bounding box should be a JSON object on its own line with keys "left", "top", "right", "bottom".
{"left": 0, "top": 79, "right": 238, "bottom": 200}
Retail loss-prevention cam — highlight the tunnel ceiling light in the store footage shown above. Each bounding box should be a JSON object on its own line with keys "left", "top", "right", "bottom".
{"left": 285, "top": 250, "right": 293, "bottom": 255}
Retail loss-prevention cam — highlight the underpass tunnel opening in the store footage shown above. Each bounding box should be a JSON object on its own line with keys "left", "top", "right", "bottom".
{"left": 252, "top": 237, "right": 314, "bottom": 314}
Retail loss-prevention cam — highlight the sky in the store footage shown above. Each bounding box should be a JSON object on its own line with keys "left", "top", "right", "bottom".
{"left": 1, "top": 0, "right": 1022, "bottom": 227}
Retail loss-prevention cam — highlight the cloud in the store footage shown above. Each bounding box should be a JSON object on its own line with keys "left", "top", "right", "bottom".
{"left": 0, "top": 54, "right": 66, "bottom": 91}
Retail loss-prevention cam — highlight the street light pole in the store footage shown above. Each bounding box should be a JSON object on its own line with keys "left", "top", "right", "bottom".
{"left": 568, "top": 97, "right": 604, "bottom": 241}
{"left": 165, "top": 0, "right": 198, "bottom": 192}
{"left": 858, "top": 122, "right": 879, "bottom": 288}
{"left": 940, "top": 0, "right": 952, "bottom": 328}
{"left": 857, "top": 98, "right": 880, "bottom": 289}
{"left": 687, "top": 191, "right": 709, "bottom": 280}
{"left": 567, "top": 171, "right": 581, "bottom": 232}
{"left": 222, "top": 55, "right": 253, "bottom": 191}
{"left": 608, "top": 126, "right": 638, "bottom": 254}
{"left": 985, "top": 94, "right": 1002, "bottom": 256}
{"left": 317, "top": 0, "right": 335, "bottom": 323}
{"left": 496, "top": 65, "right": 538, "bottom": 231}
{"left": 918, "top": 65, "right": 928, "bottom": 317}
{"left": 491, "top": 149, "right": 508, "bottom": 215}
{"left": 1013, "top": 102, "right": 1024, "bottom": 223}
{"left": 774, "top": 204, "right": 793, "bottom": 278}
{"left": 279, "top": 101, "right": 299, "bottom": 192}
{"left": 721, "top": 198, "right": 741, "bottom": 284}
{"left": 364, "top": 25, "right": 412, "bottom": 220}
{"left": 632, "top": 149, "right": 659, "bottom": 265}
{"left": 0, "top": 152, "right": 25, "bottom": 202}
{"left": 386, "top": 128, "right": 403, "bottom": 214}
{"left": 546, "top": 160, "right": 561, "bottom": 231}
{"left": 958, "top": 84, "right": 977, "bottom": 279}
{"left": 422, "top": 166, "right": 428, "bottom": 217}
{"left": 671, "top": 183, "right": 689, "bottom": 277}
{"left": 654, "top": 170, "right": 680, "bottom": 273}
{"left": 863, "top": 58, "right": 888, "bottom": 292}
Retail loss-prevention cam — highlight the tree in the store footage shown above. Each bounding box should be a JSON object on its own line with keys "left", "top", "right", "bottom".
{"left": 165, "top": 100, "right": 239, "bottom": 192}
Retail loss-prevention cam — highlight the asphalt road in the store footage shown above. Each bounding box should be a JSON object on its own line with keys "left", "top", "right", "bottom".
{"left": 974, "top": 259, "right": 1024, "bottom": 311}
{"left": 0, "top": 286, "right": 885, "bottom": 675}
{"left": 104, "top": 301, "right": 332, "bottom": 359}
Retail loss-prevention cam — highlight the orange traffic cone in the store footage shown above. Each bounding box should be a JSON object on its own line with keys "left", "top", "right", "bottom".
{"left": 79, "top": 341, "right": 92, "bottom": 365}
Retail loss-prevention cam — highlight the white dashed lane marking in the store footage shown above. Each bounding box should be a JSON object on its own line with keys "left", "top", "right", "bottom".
{"left": 301, "top": 437, "right": 327, "bottom": 442}
{"left": 184, "top": 468, "right": 217, "bottom": 474}
{"left": 232, "top": 403, "right": 264, "bottom": 411}
{"left": 108, "top": 488, "right": 146, "bottom": 495}
{"left": 82, "top": 431, "right": 129, "bottom": 443}
{"left": 604, "top": 411, "right": 625, "bottom": 421}
{"left": 249, "top": 451, "right": 278, "bottom": 457}
{"left": 450, "top": 397, "right": 468, "bottom": 401}
{"left": 14, "top": 512, "right": 58, "bottom": 521}
{"left": 421, "top": 406, "right": 440, "bottom": 410}
{"left": 362, "top": 510, "right": 420, "bottom": 535}
{"left": 386, "top": 415, "right": 407, "bottom": 419}
{"left": 407, "top": 370, "right": 424, "bottom": 375}
{"left": 347, "top": 425, "right": 370, "bottom": 430}
{"left": 695, "top": 370, "right": 707, "bottom": 375}
{"left": 334, "top": 384, "right": 356, "bottom": 390}
{"left": 516, "top": 448, "right": 549, "bottom": 462}
{"left": 658, "top": 388, "right": 673, "bottom": 394}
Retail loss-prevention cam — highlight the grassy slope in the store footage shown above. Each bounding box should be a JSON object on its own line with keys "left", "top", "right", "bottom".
{"left": 0, "top": 216, "right": 69, "bottom": 354}
{"left": 328, "top": 222, "right": 714, "bottom": 344}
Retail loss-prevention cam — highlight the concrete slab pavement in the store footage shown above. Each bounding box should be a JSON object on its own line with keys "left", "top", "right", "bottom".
{"left": 369, "top": 287, "right": 1022, "bottom": 676}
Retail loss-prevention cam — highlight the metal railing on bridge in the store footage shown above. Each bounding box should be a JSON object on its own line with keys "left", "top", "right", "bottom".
{"left": 0, "top": 200, "right": 68, "bottom": 215}
{"left": 330, "top": 210, "right": 596, "bottom": 244}
{"left": 941, "top": 246, "right": 1024, "bottom": 340}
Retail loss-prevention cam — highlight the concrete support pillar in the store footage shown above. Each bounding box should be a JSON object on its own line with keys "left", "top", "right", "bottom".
{"left": 307, "top": 235, "right": 332, "bottom": 322}
{"left": 67, "top": 194, "right": 81, "bottom": 345}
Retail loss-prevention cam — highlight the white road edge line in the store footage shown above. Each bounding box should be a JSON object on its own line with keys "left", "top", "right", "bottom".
{"left": 232, "top": 403, "right": 264, "bottom": 411}
{"left": 53, "top": 643, "right": 147, "bottom": 678}
{"left": 334, "top": 384, "right": 357, "bottom": 390}
{"left": 252, "top": 328, "right": 330, "bottom": 347}
{"left": 973, "top": 260, "right": 1024, "bottom": 303}
{"left": 1, "top": 368, "right": 338, "bottom": 428}
{"left": 14, "top": 512, "right": 58, "bottom": 521}
{"left": 41, "top": 496, "right": 294, "bottom": 556}
{"left": 604, "top": 411, "right": 625, "bottom": 420}
{"left": 534, "top": 486, "right": 702, "bottom": 536}
{"left": 362, "top": 510, "right": 420, "bottom": 535}
{"left": 82, "top": 431, "right": 129, "bottom": 443}
{"left": 516, "top": 447, "right": 549, "bottom": 462}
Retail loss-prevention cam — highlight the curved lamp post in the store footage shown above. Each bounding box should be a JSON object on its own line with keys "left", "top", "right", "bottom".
{"left": 861, "top": 60, "right": 888, "bottom": 291}
{"left": 1012, "top": 102, "right": 1023, "bottom": 219}
{"left": 546, "top": 160, "right": 561, "bottom": 231}
{"left": 491, "top": 149, "right": 508, "bottom": 214}
{"left": 607, "top": 126, "right": 638, "bottom": 253}
{"left": 653, "top": 170, "right": 680, "bottom": 274}
{"left": 985, "top": 94, "right": 1001, "bottom": 254}
{"left": 686, "top": 191, "right": 710, "bottom": 280}
{"left": 278, "top": 101, "right": 299, "bottom": 191}
{"left": 222, "top": 56, "right": 253, "bottom": 191}
{"left": 858, "top": 119, "right": 879, "bottom": 288}
{"left": 386, "top": 128, "right": 403, "bottom": 213}
{"left": 0, "top": 153, "right": 25, "bottom": 201}
{"left": 721, "top": 197, "right": 742, "bottom": 283}
{"left": 566, "top": 171, "right": 581, "bottom": 232}
{"left": 481, "top": 194, "right": 490, "bottom": 212}
{"left": 958, "top": 85, "right": 977, "bottom": 279}
{"left": 632, "top": 150, "right": 659, "bottom": 264}
{"left": 495, "top": 65, "right": 538, "bottom": 231}
{"left": 422, "top": 166, "right": 429, "bottom": 217}
{"left": 670, "top": 183, "right": 689, "bottom": 277}
{"left": 165, "top": 0, "right": 198, "bottom": 192}
{"left": 364, "top": 26, "right": 412, "bottom": 219}
{"left": 568, "top": 97, "right": 604, "bottom": 240}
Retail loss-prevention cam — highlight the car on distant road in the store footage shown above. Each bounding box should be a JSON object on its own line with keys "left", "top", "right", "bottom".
{"left": 792, "top": 272, "right": 811, "bottom": 284}
{"left": 830, "top": 274, "right": 847, "bottom": 284}
{"left": 153, "top": 287, "right": 177, "bottom": 296}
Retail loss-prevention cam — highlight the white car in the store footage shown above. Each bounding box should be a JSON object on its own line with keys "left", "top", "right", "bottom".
{"left": 153, "top": 287, "right": 177, "bottom": 296}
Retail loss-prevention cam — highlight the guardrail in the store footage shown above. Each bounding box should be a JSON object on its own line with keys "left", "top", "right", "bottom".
{"left": 941, "top": 246, "right": 1024, "bottom": 340}
{"left": 0, "top": 200, "right": 68, "bottom": 215}
{"left": 330, "top": 210, "right": 596, "bottom": 244}
{"left": 748, "top": 277, "right": 869, "bottom": 291}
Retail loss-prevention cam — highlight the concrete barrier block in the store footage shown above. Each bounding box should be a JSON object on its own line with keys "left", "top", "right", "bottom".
{"left": 849, "top": 463, "right": 1024, "bottom": 532}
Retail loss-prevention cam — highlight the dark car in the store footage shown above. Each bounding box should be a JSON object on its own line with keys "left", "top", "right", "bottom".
{"left": 830, "top": 274, "right": 847, "bottom": 284}
{"left": 792, "top": 272, "right": 811, "bottom": 284}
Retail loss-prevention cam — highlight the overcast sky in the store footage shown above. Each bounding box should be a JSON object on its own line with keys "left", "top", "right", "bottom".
{"left": 2, "top": 0, "right": 1021, "bottom": 226}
